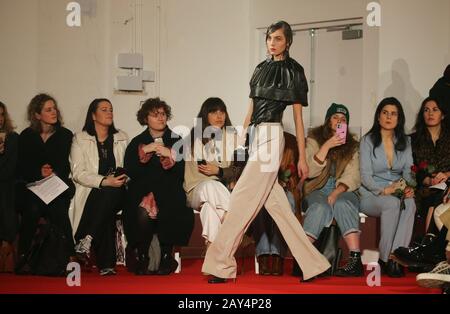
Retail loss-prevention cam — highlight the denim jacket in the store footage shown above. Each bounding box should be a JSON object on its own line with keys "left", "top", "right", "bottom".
{"left": 359, "top": 134, "right": 413, "bottom": 196}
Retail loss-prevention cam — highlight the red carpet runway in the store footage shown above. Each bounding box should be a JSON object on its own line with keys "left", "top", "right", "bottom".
{"left": 0, "top": 258, "right": 441, "bottom": 294}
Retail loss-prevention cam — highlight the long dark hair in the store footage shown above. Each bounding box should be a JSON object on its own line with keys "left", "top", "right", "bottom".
{"left": 412, "top": 97, "right": 447, "bottom": 142}
{"left": 82, "top": 98, "right": 118, "bottom": 136}
{"left": 309, "top": 117, "right": 359, "bottom": 162}
{"left": 0, "top": 101, "right": 15, "bottom": 134}
{"left": 189, "top": 97, "right": 233, "bottom": 148}
{"left": 27, "top": 93, "right": 63, "bottom": 133}
{"left": 366, "top": 97, "right": 407, "bottom": 155}
{"left": 266, "top": 21, "right": 293, "bottom": 58}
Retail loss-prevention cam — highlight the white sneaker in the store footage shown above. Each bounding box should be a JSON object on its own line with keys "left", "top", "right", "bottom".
{"left": 75, "top": 235, "right": 93, "bottom": 257}
{"left": 416, "top": 261, "right": 450, "bottom": 288}
{"left": 99, "top": 268, "right": 117, "bottom": 276}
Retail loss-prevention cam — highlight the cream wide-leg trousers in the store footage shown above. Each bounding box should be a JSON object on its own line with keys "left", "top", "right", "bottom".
{"left": 190, "top": 180, "right": 231, "bottom": 243}
{"left": 201, "top": 123, "right": 330, "bottom": 280}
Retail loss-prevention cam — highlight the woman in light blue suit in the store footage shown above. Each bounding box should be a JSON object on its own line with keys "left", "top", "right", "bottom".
{"left": 359, "top": 97, "right": 416, "bottom": 278}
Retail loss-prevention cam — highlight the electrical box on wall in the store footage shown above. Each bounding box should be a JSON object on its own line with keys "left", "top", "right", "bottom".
{"left": 142, "top": 71, "right": 155, "bottom": 82}
{"left": 117, "top": 53, "right": 144, "bottom": 69}
{"left": 342, "top": 29, "right": 363, "bottom": 40}
{"left": 117, "top": 76, "right": 143, "bottom": 91}
{"left": 116, "top": 53, "right": 154, "bottom": 92}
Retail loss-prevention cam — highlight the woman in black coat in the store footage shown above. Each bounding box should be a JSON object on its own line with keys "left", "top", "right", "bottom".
{"left": 0, "top": 101, "right": 19, "bottom": 273}
{"left": 16, "top": 94, "right": 75, "bottom": 274}
{"left": 124, "top": 98, "right": 194, "bottom": 275}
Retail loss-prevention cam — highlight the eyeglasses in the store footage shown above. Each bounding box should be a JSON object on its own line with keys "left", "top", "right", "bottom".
{"left": 149, "top": 111, "right": 167, "bottom": 118}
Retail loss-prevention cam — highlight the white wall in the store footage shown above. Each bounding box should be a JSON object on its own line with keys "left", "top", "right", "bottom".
{"left": 378, "top": 0, "right": 450, "bottom": 131}
{"left": 1, "top": 0, "right": 449, "bottom": 137}
{"left": 0, "top": 0, "right": 38, "bottom": 129}
{"left": 1, "top": 0, "right": 250, "bottom": 138}
{"left": 158, "top": 0, "right": 250, "bottom": 135}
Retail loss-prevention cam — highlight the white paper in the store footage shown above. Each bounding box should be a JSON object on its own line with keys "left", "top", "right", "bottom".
{"left": 26, "top": 174, "right": 69, "bottom": 205}
{"left": 430, "top": 182, "right": 447, "bottom": 190}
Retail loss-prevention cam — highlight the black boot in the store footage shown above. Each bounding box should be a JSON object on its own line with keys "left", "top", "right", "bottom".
{"left": 393, "top": 230, "right": 448, "bottom": 268}
{"left": 335, "top": 251, "right": 364, "bottom": 277}
{"left": 157, "top": 253, "right": 178, "bottom": 275}
{"left": 135, "top": 253, "right": 150, "bottom": 275}
{"left": 386, "top": 259, "right": 405, "bottom": 278}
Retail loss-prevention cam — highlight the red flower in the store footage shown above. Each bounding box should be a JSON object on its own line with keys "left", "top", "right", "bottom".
{"left": 411, "top": 164, "right": 419, "bottom": 173}
{"left": 418, "top": 161, "right": 428, "bottom": 170}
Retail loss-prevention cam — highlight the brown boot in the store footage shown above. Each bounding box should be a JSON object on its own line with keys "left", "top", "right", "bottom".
{"left": 257, "top": 254, "right": 271, "bottom": 275}
{"left": 271, "top": 255, "right": 284, "bottom": 276}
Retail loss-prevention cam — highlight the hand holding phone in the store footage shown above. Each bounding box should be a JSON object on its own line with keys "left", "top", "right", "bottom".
{"left": 114, "top": 167, "right": 127, "bottom": 178}
{"left": 336, "top": 123, "right": 347, "bottom": 143}
{"left": 197, "top": 160, "right": 207, "bottom": 166}
{"left": 154, "top": 137, "right": 164, "bottom": 145}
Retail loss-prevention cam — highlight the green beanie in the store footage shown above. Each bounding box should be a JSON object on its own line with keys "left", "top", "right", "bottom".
{"left": 325, "top": 103, "right": 350, "bottom": 123}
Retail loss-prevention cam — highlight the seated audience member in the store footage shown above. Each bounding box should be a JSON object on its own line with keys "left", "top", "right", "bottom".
{"left": 184, "top": 97, "right": 238, "bottom": 248}
{"left": 70, "top": 98, "right": 128, "bottom": 276}
{"left": 302, "top": 103, "right": 362, "bottom": 277}
{"left": 429, "top": 64, "right": 450, "bottom": 127}
{"left": 359, "top": 97, "right": 416, "bottom": 278}
{"left": 0, "top": 101, "right": 19, "bottom": 273}
{"left": 16, "top": 94, "right": 74, "bottom": 275}
{"left": 393, "top": 97, "right": 450, "bottom": 267}
{"left": 416, "top": 187, "right": 450, "bottom": 293}
{"left": 124, "top": 98, "right": 194, "bottom": 275}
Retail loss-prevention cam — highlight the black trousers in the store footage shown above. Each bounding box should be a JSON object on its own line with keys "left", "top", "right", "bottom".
{"left": 18, "top": 189, "right": 74, "bottom": 257}
{"left": 0, "top": 180, "right": 17, "bottom": 243}
{"left": 132, "top": 207, "right": 173, "bottom": 257}
{"left": 75, "top": 187, "right": 124, "bottom": 269}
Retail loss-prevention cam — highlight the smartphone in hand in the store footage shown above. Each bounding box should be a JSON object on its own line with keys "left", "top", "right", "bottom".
{"left": 197, "top": 160, "right": 207, "bottom": 166}
{"left": 114, "top": 167, "right": 127, "bottom": 177}
{"left": 336, "top": 123, "right": 347, "bottom": 143}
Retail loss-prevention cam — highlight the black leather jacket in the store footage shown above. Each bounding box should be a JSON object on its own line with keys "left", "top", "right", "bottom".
{"left": 249, "top": 57, "right": 309, "bottom": 125}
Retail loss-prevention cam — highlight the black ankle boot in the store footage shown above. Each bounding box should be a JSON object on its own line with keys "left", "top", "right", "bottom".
{"left": 135, "top": 253, "right": 150, "bottom": 275}
{"left": 393, "top": 233, "right": 447, "bottom": 267}
{"left": 335, "top": 251, "right": 364, "bottom": 277}
{"left": 157, "top": 253, "right": 178, "bottom": 275}
{"left": 386, "top": 259, "right": 405, "bottom": 278}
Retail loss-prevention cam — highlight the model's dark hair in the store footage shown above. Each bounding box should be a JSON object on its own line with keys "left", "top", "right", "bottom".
{"left": 27, "top": 93, "right": 63, "bottom": 132}
{"left": 412, "top": 97, "right": 447, "bottom": 142}
{"left": 137, "top": 97, "right": 172, "bottom": 126}
{"left": 365, "top": 97, "right": 407, "bottom": 155}
{"left": 309, "top": 117, "right": 359, "bottom": 162}
{"left": 266, "top": 21, "right": 293, "bottom": 57}
{"left": 82, "top": 98, "right": 118, "bottom": 136}
{"left": 190, "top": 97, "right": 233, "bottom": 148}
{"left": 0, "top": 101, "right": 16, "bottom": 134}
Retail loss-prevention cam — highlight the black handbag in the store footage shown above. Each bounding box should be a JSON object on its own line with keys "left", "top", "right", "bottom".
{"left": 315, "top": 224, "right": 342, "bottom": 275}
{"left": 16, "top": 222, "right": 69, "bottom": 276}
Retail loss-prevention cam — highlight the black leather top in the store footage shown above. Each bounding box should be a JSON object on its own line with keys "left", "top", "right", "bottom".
{"left": 249, "top": 57, "right": 308, "bottom": 125}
